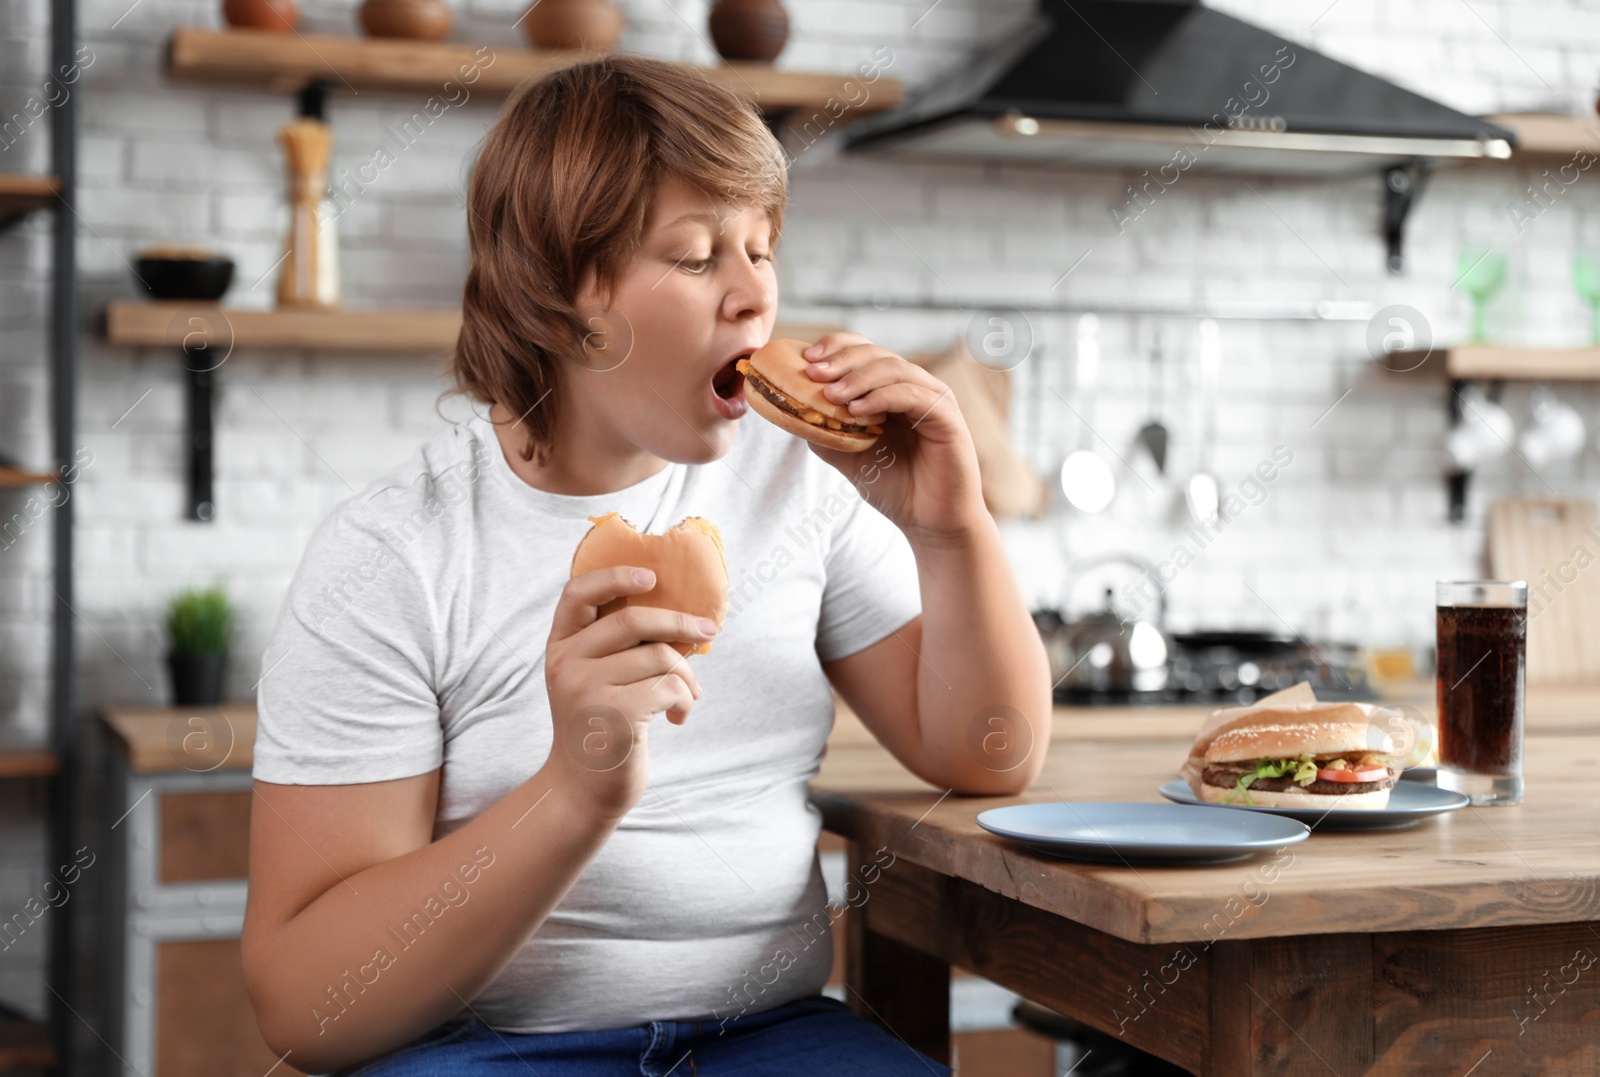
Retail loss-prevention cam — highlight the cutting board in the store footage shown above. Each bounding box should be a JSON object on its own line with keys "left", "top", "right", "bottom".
{"left": 1486, "top": 497, "right": 1600, "bottom": 685}
{"left": 907, "top": 337, "right": 1046, "bottom": 519}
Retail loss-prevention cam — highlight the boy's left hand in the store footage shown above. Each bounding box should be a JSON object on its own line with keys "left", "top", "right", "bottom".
{"left": 799, "top": 332, "right": 986, "bottom": 544}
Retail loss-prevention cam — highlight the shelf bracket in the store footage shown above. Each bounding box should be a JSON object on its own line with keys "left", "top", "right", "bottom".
{"left": 1384, "top": 164, "right": 1427, "bottom": 274}
{"left": 182, "top": 346, "right": 215, "bottom": 522}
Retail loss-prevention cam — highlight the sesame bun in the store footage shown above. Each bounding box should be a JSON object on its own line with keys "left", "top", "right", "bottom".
{"left": 569, "top": 513, "right": 728, "bottom": 657}
{"left": 737, "top": 338, "right": 886, "bottom": 453}
{"left": 1198, "top": 702, "right": 1385, "bottom": 754}
{"left": 1180, "top": 695, "right": 1405, "bottom": 787}
{"left": 1197, "top": 782, "right": 1393, "bottom": 811}
{"left": 1204, "top": 721, "right": 1377, "bottom": 765}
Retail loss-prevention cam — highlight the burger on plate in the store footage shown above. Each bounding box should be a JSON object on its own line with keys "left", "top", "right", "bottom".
{"left": 1200, "top": 719, "right": 1402, "bottom": 810}
{"left": 735, "top": 338, "right": 887, "bottom": 452}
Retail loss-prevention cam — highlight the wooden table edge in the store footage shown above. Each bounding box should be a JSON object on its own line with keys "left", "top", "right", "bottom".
{"left": 810, "top": 782, "right": 1600, "bottom": 946}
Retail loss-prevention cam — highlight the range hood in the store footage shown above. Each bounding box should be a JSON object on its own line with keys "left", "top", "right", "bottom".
{"left": 844, "top": 0, "right": 1514, "bottom": 177}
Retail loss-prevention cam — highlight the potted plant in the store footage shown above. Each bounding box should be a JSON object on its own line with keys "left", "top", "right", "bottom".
{"left": 164, "top": 583, "right": 236, "bottom": 707}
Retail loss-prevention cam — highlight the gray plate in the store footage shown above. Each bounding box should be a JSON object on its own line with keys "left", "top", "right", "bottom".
{"left": 976, "top": 802, "right": 1310, "bottom": 865}
{"left": 1158, "top": 779, "right": 1468, "bottom": 830}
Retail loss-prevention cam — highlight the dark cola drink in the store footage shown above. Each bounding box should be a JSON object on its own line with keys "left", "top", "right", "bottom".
{"left": 1436, "top": 581, "right": 1526, "bottom": 806}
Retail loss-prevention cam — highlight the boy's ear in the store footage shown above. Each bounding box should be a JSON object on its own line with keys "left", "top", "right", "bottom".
{"left": 570, "top": 298, "right": 635, "bottom": 374}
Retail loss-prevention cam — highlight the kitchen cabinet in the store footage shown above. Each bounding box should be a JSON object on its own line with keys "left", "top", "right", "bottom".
{"left": 96, "top": 705, "right": 303, "bottom": 1077}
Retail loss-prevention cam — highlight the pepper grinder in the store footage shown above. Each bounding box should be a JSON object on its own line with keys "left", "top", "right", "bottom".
{"left": 276, "top": 80, "right": 340, "bottom": 308}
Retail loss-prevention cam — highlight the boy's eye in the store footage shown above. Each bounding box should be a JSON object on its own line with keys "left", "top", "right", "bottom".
{"left": 675, "top": 249, "right": 772, "bottom": 274}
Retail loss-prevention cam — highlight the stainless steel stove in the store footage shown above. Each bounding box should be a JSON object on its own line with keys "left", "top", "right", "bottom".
{"left": 1053, "top": 631, "right": 1376, "bottom": 707}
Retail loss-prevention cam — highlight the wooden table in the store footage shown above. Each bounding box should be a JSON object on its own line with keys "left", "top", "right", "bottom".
{"left": 811, "top": 703, "right": 1600, "bottom": 1076}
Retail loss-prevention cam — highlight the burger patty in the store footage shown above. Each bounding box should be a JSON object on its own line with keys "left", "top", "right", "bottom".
{"left": 1202, "top": 765, "right": 1398, "bottom": 797}
{"left": 746, "top": 374, "right": 880, "bottom": 434}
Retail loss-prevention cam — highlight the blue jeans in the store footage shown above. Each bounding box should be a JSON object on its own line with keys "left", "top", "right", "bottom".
{"left": 336, "top": 994, "right": 950, "bottom": 1076}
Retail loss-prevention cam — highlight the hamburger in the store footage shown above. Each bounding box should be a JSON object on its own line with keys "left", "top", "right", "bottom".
{"left": 569, "top": 513, "right": 728, "bottom": 657}
{"left": 735, "top": 338, "right": 887, "bottom": 453}
{"left": 1178, "top": 686, "right": 1413, "bottom": 811}
{"left": 1196, "top": 713, "right": 1403, "bottom": 811}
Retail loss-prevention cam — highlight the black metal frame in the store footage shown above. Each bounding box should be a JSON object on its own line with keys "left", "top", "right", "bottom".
{"left": 47, "top": 0, "right": 79, "bottom": 1071}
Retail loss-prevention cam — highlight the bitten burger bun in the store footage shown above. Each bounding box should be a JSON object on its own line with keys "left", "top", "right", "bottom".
{"left": 569, "top": 513, "right": 729, "bottom": 657}
{"left": 736, "top": 339, "right": 887, "bottom": 453}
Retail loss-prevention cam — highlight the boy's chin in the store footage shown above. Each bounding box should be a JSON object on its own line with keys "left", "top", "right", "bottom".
{"left": 666, "top": 425, "right": 737, "bottom": 465}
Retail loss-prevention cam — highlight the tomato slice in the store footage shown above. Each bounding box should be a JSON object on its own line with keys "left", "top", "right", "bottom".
{"left": 1316, "top": 766, "right": 1388, "bottom": 783}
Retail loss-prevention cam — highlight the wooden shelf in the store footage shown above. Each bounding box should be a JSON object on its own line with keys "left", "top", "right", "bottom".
{"left": 0, "top": 1017, "right": 55, "bottom": 1068}
{"left": 166, "top": 27, "right": 902, "bottom": 115}
{"left": 0, "top": 465, "right": 57, "bottom": 488}
{"left": 0, "top": 742, "right": 58, "bottom": 779}
{"left": 106, "top": 300, "right": 839, "bottom": 353}
{"left": 1385, "top": 344, "right": 1600, "bottom": 380}
{"left": 0, "top": 173, "right": 59, "bottom": 224}
{"left": 106, "top": 300, "right": 461, "bottom": 352}
{"left": 1487, "top": 112, "right": 1600, "bottom": 160}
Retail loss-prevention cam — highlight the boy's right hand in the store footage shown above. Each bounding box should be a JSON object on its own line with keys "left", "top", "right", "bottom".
{"left": 542, "top": 565, "right": 717, "bottom": 822}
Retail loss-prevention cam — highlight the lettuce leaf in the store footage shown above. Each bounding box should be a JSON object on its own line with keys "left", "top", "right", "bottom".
{"left": 1221, "top": 753, "right": 1319, "bottom": 805}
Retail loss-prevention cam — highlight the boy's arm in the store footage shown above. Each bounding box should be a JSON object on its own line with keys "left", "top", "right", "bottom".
{"left": 242, "top": 767, "right": 616, "bottom": 1073}
{"left": 822, "top": 513, "right": 1051, "bottom": 796}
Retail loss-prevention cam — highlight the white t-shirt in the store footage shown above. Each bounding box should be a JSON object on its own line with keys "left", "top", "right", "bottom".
{"left": 252, "top": 412, "right": 922, "bottom": 1034}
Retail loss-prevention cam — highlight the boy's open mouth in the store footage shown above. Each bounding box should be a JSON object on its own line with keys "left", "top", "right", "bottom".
{"left": 712, "top": 355, "right": 746, "bottom": 400}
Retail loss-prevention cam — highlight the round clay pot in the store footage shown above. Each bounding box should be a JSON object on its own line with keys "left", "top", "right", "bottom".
{"left": 521, "top": 0, "right": 623, "bottom": 51}
{"left": 708, "top": 0, "right": 788, "bottom": 63}
{"left": 359, "top": 0, "right": 453, "bottom": 39}
{"left": 222, "top": 0, "right": 299, "bottom": 32}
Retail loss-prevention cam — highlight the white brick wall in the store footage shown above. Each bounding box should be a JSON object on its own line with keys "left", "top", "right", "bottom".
{"left": 5, "top": 0, "right": 1600, "bottom": 1022}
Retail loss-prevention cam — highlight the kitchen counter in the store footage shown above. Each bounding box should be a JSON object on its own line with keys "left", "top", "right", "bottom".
{"left": 99, "top": 679, "right": 1600, "bottom": 776}
{"left": 826, "top": 678, "right": 1600, "bottom": 753}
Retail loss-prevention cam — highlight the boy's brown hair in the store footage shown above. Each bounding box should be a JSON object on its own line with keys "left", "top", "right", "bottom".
{"left": 451, "top": 56, "right": 788, "bottom": 466}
